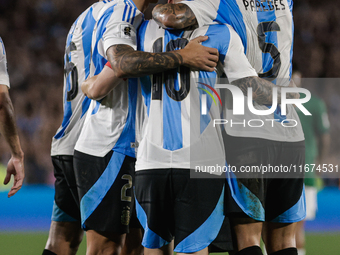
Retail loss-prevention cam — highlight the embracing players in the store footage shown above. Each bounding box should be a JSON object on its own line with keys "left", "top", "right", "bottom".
{"left": 72, "top": 0, "right": 219, "bottom": 254}
{"left": 153, "top": 1, "right": 305, "bottom": 255}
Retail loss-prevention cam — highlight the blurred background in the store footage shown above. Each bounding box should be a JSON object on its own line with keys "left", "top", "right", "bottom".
{"left": 0, "top": 0, "right": 339, "bottom": 254}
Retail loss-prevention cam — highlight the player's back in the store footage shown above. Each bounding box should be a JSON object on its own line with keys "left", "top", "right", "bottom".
{"left": 220, "top": 0, "right": 302, "bottom": 142}
{"left": 183, "top": 0, "right": 293, "bottom": 86}
{"left": 51, "top": 2, "right": 104, "bottom": 156}
{"left": 231, "top": 0, "right": 294, "bottom": 86}
{"left": 181, "top": 0, "right": 302, "bottom": 142}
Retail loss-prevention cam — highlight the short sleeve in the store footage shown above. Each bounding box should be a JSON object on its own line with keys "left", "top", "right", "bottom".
{"left": 99, "top": 2, "right": 144, "bottom": 53}
{"left": 222, "top": 26, "right": 257, "bottom": 82}
{"left": 0, "top": 38, "right": 10, "bottom": 88}
{"left": 181, "top": 0, "right": 219, "bottom": 27}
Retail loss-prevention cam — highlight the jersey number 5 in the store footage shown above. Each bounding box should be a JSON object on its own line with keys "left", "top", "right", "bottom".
{"left": 257, "top": 21, "right": 281, "bottom": 80}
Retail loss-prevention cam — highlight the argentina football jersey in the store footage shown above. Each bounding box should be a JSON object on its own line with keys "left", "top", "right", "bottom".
{"left": 74, "top": 0, "right": 143, "bottom": 158}
{"left": 177, "top": 0, "right": 306, "bottom": 227}
{"left": 134, "top": 19, "right": 258, "bottom": 253}
{"left": 0, "top": 37, "right": 10, "bottom": 87}
{"left": 180, "top": 0, "right": 304, "bottom": 143}
{"left": 73, "top": 0, "right": 143, "bottom": 234}
{"left": 182, "top": 0, "right": 294, "bottom": 85}
{"left": 51, "top": 3, "right": 105, "bottom": 156}
{"left": 135, "top": 20, "right": 257, "bottom": 172}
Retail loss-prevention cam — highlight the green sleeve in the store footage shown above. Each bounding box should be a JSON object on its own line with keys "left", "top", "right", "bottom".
{"left": 313, "top": 98, "right": 330, "bottom": 135}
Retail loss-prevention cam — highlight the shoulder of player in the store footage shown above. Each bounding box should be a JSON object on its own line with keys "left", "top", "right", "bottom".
{"left": 137, "top": 20, "right": 162, "bottom": 39}
{"left": 192, "top": 23, "right": 229, "bottom": 37}
{"left": 192, "top": 23, "right": 234, "bottom": 48}
{"left": 103, "top": 0, "right": 140, "bottom": 14}
{"left": 310, "top": 94, "right": 326, "bottom": 108}
{"left": 95, "top": 0, "right": 141, "bottom": 22}
{"left": 143, "top": 19, "right": 158, "bottom": 30}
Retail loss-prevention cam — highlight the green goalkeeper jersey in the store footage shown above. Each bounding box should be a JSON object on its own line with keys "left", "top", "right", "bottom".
{"left": 296, "top": 93, "right": 330, "bottom": 186}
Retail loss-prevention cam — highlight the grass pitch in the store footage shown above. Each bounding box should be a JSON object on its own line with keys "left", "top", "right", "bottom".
{"left": 0, "top": 232, "right": 339, "bottom": 254}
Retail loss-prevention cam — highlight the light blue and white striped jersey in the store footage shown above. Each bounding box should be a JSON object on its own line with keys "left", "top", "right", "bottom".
{"left": 135, "top": 20, "right": 257, "bottom": 171}
{"left": 182, "top": 0, "right": 294, "bottom": 86}
{"left": 182, "top": 0, "right": 304, "bottom": 142}
{"left": 51, "top": 2, "right": 106, "bottom": 156}
{"left": 0, "top": 37, "right": 10, "bottom": 87}
{"left": 74, "top": 0, "right": 144, "bottom": 158}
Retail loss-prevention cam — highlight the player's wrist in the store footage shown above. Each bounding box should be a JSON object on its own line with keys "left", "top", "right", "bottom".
{"left": 12, "top": 149, "right": 24, "bottom": 160}
{"left": 176, "top": 49, "right": 188, "bottom": 66}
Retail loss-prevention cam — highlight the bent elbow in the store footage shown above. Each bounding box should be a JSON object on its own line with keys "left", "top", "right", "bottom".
{"left": 161, "top": 17, "right": 179, "bottom": 29}
{"left": 114, "top": 69, "right": 126, "bottom": 79}
{"left": 152, "top": 7, "right": 178, "bottom": 29}
{"left": 86, "top": 84, "right": 102, "bottom": 100}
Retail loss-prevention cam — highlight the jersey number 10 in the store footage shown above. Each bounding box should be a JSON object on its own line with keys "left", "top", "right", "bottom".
{"left": 151, "top": 38, "right": 191, "bottom": 102}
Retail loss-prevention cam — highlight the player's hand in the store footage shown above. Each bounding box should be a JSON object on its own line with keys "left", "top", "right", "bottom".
{"left": 180, "top": 36, "right": 219, "bottom": 72}
{"left": 4, "top": 153, "right": 25, "bottom": 198}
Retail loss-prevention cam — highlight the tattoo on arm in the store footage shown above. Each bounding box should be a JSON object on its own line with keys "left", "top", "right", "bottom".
{"left": 152, "top": 3, "right": 197, "bottom": 29}
{"left": 107, "top": 44, "right": 183, "bottom": 78}
{"left": 0, "top": 91, "right": 22, "bottom": 157}
{"left": 232, "top": 77, "right": 297, "bottom": 105}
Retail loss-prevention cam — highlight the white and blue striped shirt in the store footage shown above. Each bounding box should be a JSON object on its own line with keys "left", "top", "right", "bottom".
{"left": 181, "top": 0, "right": 304, "bottom": 142}
{"left": 0, "top": 37, "right": 10, "bottom": 88}
{"left": 74, "top": 0, "right": 144, "bottom": 158}
{"left": 51, "top": 3, "right": 98, "bottom": 156}
{"left": 182, "top": 0, "right": 294, "bottom": 86}
{"left": 135, "top": 20, "right": 257, "bottom": 171}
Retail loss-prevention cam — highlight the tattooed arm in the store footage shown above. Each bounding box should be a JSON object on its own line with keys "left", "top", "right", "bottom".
{"left": 107, "top": 36, "right": 219, "bottom": 79}
{"left": 82, "top": 36, "right": 219, "bottom": 99}
{"left": 231, "top": 76, "right": 299, "bottom": 105}
{"left": 152, "top": 3, "right": 197, "bottom": 30}
{"left": 0, "top": 85, "right": 24, "bottom": 197}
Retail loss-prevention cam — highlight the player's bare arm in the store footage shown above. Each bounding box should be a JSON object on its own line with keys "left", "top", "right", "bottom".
{"left": 107, "top": 36, "right": 217, "bottom": 79}
{"left": 152, "top": 3, "right": 197, "bottom": 29}
{"left": 0, "top": 85, "right": 24, "bottom": 197}
{"left": 82, "top": 65, "right": 119, "bottom": 100}
{"left": 232, "top": 76, "right": 299, "bottom": 105}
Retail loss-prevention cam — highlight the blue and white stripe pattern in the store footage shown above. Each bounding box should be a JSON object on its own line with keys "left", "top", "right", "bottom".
{"left": 135, "top": 21, "right": 257, "bottom": 171}
{"left": 182, "top": 0, "right": 294, "bottom": 85}
{"left": 51, "top": 4, "right": 97, "bottom": 156}
{"left": 74, "top": 0, "right": 143, "bottom": 158}
{"left": 0, "top": 36, "right": 10, "bottom": 87}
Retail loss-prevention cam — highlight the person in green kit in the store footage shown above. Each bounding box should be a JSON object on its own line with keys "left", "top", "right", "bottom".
{"left": 293, "top": 71, "right": 331, "bottom": 255}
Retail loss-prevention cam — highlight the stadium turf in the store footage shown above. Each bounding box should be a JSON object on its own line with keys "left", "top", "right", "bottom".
{"left": 0, "top": 232, "right": 339, "bottom": 254}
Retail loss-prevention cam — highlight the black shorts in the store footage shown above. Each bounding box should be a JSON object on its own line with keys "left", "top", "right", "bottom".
{"left": 224, "top": 134, "right": 306, "bottom": 222}
{"left": 74, "top": 150, "right": 136, "bottom": 234}
{"left": 52, "top": 155, "right": 80, "bottom": 222}
{"left": 135, "top": 169, "right": 228, "bottom": 253}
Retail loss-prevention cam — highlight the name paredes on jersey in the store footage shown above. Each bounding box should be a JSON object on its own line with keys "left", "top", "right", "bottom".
{"left": 243, "top": 0, "right": 286, "bottom": 12}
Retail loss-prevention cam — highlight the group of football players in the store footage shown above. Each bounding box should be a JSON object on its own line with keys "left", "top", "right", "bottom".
{"left": 37, "top": 0, "right": 306, "bottom": 255}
